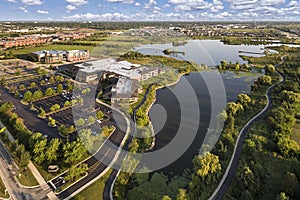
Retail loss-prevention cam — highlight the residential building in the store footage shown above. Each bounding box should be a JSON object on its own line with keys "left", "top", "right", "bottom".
{"left": 31, "top": 50, "right": 89, "bottom": 64}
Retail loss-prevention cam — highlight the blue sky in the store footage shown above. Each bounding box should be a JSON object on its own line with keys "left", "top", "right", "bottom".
{"left": 1, "top": 0, "right": 299, "bottom": 21}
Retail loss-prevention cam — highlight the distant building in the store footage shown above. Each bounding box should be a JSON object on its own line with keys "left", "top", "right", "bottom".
{"left": 31, "top": 50, "right": 89, "bottom": 64}
{"left": 71, "top": 59, "right": 165, "bottom": 83}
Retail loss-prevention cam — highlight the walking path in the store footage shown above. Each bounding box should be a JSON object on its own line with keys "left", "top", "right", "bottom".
{"left": 0, "top": 120, "right": 58, "bottom": 200}
{"left": 209, "top": 56, "right": 286, "bottom": 200}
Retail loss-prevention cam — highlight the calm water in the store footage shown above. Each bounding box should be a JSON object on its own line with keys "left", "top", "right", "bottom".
{"left": 135, "top": 40, "right": 277, "bottom": 65}
{"left": 148, "top": 71, "right": 261, "bottom": 175}
{"left": 136, "top": 40, "right": 267, "bottom": 175}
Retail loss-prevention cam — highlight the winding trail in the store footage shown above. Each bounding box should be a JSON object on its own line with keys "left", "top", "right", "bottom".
{"left": 209, "top": 56, "right": 286, "bottom": 200}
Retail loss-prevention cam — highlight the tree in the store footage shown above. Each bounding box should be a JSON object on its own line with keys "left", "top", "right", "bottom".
{"left": 64, "top": 101, "right": 71, "bottom": 107}
{"left": 102, "top": 126, "right": 113, "bottom": 137}
{"left": 45, "top": 87, "right": 54, "bottom": 96}
{"left": 40, "top": 80, "right": 46, "bottom": 85}
{"left": 38, "top": 107, "right": 46, "bottom": 118}
{"left": 50, "top": 104, "right": 61, "bottom": 112}
{"left": 57, "top": 83, "right": 63, "bottom": 94}
{"left": 276, "top": 192, "right": 290, "bottom": 200}
{"left": 75, "top": 118, "right": 85, "bottom": 127}
{"left": 162, "top": 196, "right": 171, "bottom": 200}
{"left": 227, "top": 102, "right": 244, "bottom": 116}
{"left": 176, "top": 189, "right": 188, "bottom": 200}
{"left": 237, "top": 93, "right": 252, "bottom": 109}
{"left": 32, "top": 90, "right": 43, "bottom": 101}
{"left": 78, "top": 129, "right": 93, "bottom": 151}
{"left": 19, "top": 84, "right": 26, "bottom": 90}
{"left": 88, "top": 116, "right": 95, "bottom": 124}
{"left": 30, "top": 82, "right": 36, "bottom": 88}
{"left": 48, "top": 117, "right": 56, "bottom": 127}
{"left": 59, "top": 124, "right": 68, "bottom": 136}
{"left": 33, "top": 138, "right": 47, "bottom": 164}
{"left": 65, "top": 164, "right": 88, "bottom": 182}
{"left": 63, "top": 139, "right": 86, "bottom": 165}
{"left": 258, "top": 75, "right": 272, "bottom": 85}
{"left": 45, "top": 138, "right": 60, "bottom": 163}
{"left": 129, "top": 138, "right": 139, "bottom": 153}
{"left": 23, "top": 91, "right": 32, "bottom": 102}
{"left": 96, "top": 110, "right": 105, "bottom": 120}
{"left": 192, "top": 152, "right": 221, "bottom": 180}
{"left": 19, "top": 151, "right": 30, "bottom": 170}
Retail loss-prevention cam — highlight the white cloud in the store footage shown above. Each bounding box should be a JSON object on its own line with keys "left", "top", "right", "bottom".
{"left": 21, "top": 0, "right": 43, "bottom": 5}
{"left": 18, "top": 6, "right": 28, "bottom": 13}
{"left": 6, "top": 0, "right": 17, "bottom": 3}
{"left": 66, "top": 4, "right": 77, "bottom": 11}
{"left": 169, "top": 0, "right": 214, "bottom": 11}
{"left": 65, "top": 0, "right": 88, "bottom": 6}
{"left": 144, "top": 0, "right": 157, "bottom": 9}
{"left": 106, "top": 0, "right": 134, "bottom": 4}
{"left": 261, "top": 0, "right": 285, "bottom": 6}
{"left": 163, "top": 4, "right": 171, "bottom": 8}
{"left": 64, "top": 12, "right": 130, "bottom": 21}
{"left": 37, "top": 9, "right": 49, "bottom": 14}
{"left": 135, "top": 2, "right": 141, "bottom": 6}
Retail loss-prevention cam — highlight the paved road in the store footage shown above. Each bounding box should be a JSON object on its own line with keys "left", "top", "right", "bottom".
{"left": 0, "top": 134, "right": 48, "bottom": 200}
{"left": 209, "top": 56, "right": 286, "bottom": 200}
{"left": 56, "top": 101, "right": 129, "bottom": 200}
{"left": 103, "top": 83, "right": 156, "bottom": 200}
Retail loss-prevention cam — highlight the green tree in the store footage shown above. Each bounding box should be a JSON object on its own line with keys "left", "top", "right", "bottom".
{"left": 88, "top": 116, "right": 95, "bottom": 124}
{"left": 176, "top": 189, "right": 188, "bottom": 200}
{"left": 45, "top": 87, "right": 54, "bottom": 96}
{"left": 96, "top": 110, "right": 105, "bottom": 120}
{"left": 129, "top": 138, "right": 139, "bottom": 153}
{"left": 45, "top": 138, "right": 60, "bottom": 163}
{"left": 30, "top": 82, "right": 36, "bottom": 88}
{"left": 64, "top": 100, "right": 71, "bottom": 107}
{"left": 38, "top": 107, "right": 46, "bottom": 118}
{"left": 32, "top": 90, "right": 43, "bottom": 101}
{"left": 57, "top": 83, "right": 63, "bottom": 93}
{"left": 237, "top": 93, "right": 252, "bottom": 109}
{"left": 50, "top": 104, "right": 61, "bottom": 112}
{"left": 48, "top": 117, "right": 56, "bottom": 127}
{"left": 65, "top": 164, "right": 88, "bottom": 182}
{"left": 276, "top": 192, "right": 290, "bottom": 200}
{"left": 63, "top": 139, "right": 86, "bottom": 165}
{"left": 75, "top": 118, "right": 85, "bottom": 127}
{"left": 33, "top": 138, "right": 47, "bottom": 164}
{"left": 227, "top": 102, "right": 244, "bottom": 116}
{"left": 19, "top": 151, "right": 31, "bottom": 170}
{"left": 23, "top": 91, "right": 33, "bottom": 102}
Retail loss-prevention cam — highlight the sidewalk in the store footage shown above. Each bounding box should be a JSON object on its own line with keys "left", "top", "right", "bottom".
{"left": 0, "top": 120, "right": 58, "bottom": 200}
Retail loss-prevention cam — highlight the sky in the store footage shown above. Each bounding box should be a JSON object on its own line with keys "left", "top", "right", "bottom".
{"left": 0, "top": 0, "right": 299, "bottom": 21}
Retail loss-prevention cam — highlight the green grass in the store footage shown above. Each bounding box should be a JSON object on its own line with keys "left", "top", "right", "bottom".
{"left": 291, "top": 119, "right": 300, "bottom": 144}
{"left": 72, "top": 169, "right": 112, "bottom": 200}
{"left": 0, "top": 177, "right": 9, "bottom": 199}
{"left": 17, "top": 169, "right": 39, "bottom": 187}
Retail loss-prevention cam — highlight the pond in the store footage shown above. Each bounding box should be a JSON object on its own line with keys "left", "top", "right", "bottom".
{"left": 135, "top": 40, "right": 269, "bottom": 175}
{"left": 134, "top": 40, "right": 278, "bottom": 66}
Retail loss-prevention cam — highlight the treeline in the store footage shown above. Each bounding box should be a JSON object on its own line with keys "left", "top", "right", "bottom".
{"left": 226, "top": 46, "right": 300, "bottom": 200}
{"left": 0, "top": 102, "right": 88, "bottom": 175}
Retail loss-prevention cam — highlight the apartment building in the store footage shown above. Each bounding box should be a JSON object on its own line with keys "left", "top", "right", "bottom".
{"left": 31, "top": 50, "right": 89, "bottom": 64}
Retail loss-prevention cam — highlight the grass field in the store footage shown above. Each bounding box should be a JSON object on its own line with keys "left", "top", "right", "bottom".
{"left": 17, "top": 169, "right": 39, "bottom": 187}
{"left": 0, "top": 177, "right": 9, "bottom": 199}
{"left": 72, "top": 169, "right": 112, "bottom": 200}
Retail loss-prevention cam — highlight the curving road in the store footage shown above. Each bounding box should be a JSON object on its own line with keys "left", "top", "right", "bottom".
{"left": 103, "top": 83, "right": 156, "bottom": 200}
{"left": 209, "top": 56, "right": 286, "bottom": 200}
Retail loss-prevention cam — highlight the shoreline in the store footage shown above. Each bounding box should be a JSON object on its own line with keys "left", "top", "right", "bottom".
{"left": 142, "top": 71, "right": 186, "bottom": 151}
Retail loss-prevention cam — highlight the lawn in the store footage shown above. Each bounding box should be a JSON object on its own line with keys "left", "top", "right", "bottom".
{"left": 0, "top": 177, "right": 9, "bottom": 199}
{"left": 72, "top": 169, "right": 112, "bottom": 200}
{"left": 17, "top": 169, "right": 39, "bottom": 187}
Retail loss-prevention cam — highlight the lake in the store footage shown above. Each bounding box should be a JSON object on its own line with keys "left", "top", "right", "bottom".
{"left": 136, "top": 40, "right": 266, "bottom": 175}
